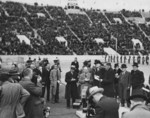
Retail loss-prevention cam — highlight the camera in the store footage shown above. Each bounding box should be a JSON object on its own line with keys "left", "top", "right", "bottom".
{"left": 43, "top": 107, "right": 50, "bottom": 118}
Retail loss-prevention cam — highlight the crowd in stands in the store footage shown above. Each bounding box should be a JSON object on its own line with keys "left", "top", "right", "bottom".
{"left": 121, "top": 9, "right": 142, "bottom": 17}
{"left": 139, "top": 24, "right": 150, "bottom": 36}
{"left": 0, "top": 1, "right": 150, "bottom": 55}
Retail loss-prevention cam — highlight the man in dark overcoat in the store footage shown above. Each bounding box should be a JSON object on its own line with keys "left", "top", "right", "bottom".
{"left": 65, "top": 65, "right": 78, "bottom": 108}
{"left": 114, "top": 63, "right": 122, "bottom": 98}
{"left": 101, "top": 63, "right": 115, "bottom": 97}
{"left": 130, "top": 63, "right": 145, "bottom": 95}
{"left": 41, "top": 63, "right": 51, "bottom": 101}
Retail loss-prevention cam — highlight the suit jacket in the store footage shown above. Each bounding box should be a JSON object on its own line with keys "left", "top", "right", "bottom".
{"left": 119, "top": 71, "right": 131, "bottom": 88}
{"left": 92, "top": 67, "right": 106, "bottom": 87}
{"left": 122, "top": 104, "right": 150, "bottom": 118}
{"left": 114, "top": 68, "right": 122, "bottom": 84}
{"left": 41, "top": 67, "right": 50, "bottom": 85}
{"left": 19, "top": 79, "right": 44, "bottom": 118}
{"left": 65, "top": 71, "right": 78, "bottom": 99}
{"left": 50, "top": 69, "right": 61, "bottom": 87}
{"left": 71, "top": 61, "right": 79, "bottom": 70}
{"left": 119, "top": 71, "right": 131, "bottom": 100}
{"left": 131, "top": 70, "right": 144, "bottom": 89}
{"left": 94, "top": 96, "right": 119, "bottom": 118}
{"left": 0, "top": 81, "right": 29, "bottom": 118}
{"left": 101, "top": 68, "right": 115, "bottom": 97}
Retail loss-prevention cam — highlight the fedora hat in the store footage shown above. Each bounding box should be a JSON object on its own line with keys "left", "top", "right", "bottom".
{"left": 127, "top": 89, "right": 147, "bottom": 103}
{"left": 121, "top": 64, "right": 127, "bottom": 68}
{"left": 114, "top": 63, "right": 119, "bottom": 68}
{"left": 70, "top": 65, "right": 76, "bottom": 69}
{"left": 132, "top": 62, "right": 138, "bottom": 67}
{"left": 88, "top": 86, "right": 104, "bottom": 99}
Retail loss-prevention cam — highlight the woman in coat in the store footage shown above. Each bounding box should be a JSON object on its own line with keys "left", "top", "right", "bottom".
{"left": 65, "top": 65, "right": 78, "bottom": 108}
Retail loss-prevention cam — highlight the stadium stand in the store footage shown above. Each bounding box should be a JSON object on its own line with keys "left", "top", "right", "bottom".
{"left": 0, "top": 1, "right": 150, "bottom": 55}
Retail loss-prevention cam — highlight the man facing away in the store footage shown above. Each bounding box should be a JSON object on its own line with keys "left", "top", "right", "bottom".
{"left": 122, "top": 93, "right": 150, "bottom": 118}
{"left": 0, "top": 72, "right": 30, "bottom": 118}
{"left": 88, "top": 86, "right": 119, "bottom": 118}
{"left": 20, "top": 68, "right": 44, "bottom": 118}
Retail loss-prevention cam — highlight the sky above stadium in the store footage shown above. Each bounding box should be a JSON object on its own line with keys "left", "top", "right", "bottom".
{"left": 2, "top": 0, "right": 150, "bottom": 11}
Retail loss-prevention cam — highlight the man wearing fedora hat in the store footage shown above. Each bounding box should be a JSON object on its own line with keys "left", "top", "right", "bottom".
{"left": 130, "top": 62, "right": 145, "bottom": 95}
{"left": 119, "top": 64, "right": 131, "bottom": 107}
{"left": 88, "top": 86, "right": 119, "bottom": 118}
{"left": 122, "top": 92, "right": 150, "bottom": 118}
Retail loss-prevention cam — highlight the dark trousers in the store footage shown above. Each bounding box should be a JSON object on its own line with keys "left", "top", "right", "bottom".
{"left": 55, "top": 82, "right": 59, "bottom": 102}
{"left": 67, "top": 99, "right": 75, "bottom": 107}
{"left": 42, "top": 84, "right": 50, "bottom": 101}
{"left": 114, "top": 83, "right": 119, "bottom": 98}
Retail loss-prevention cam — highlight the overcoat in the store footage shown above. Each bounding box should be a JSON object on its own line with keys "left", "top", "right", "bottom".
{"left": 119, "top": 71, "right": 131, "bottom": 100}
{"left": 20, "top": 79, "right": 44, "bottom": 118}
{"left": 65, "top": 71, "right": 78, "bottom": 99}
{"left": 130, "top": 70, "right": 144, "bottom": 89}
{"left": 101, "top": 68, "right": 115, "bottom": 97}
{"left": 94, "top": 96, "right": 119, "bottom": 118}
{"left": 122, "top": 104, "right": 150, "bottom": 118}
{"left": 0, "top": 81, "right": 29, "bottom": 118}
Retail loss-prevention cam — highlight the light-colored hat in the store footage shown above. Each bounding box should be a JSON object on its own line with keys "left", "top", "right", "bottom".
{"left": 88, "top": 86, "right": 104, "bottom": 98}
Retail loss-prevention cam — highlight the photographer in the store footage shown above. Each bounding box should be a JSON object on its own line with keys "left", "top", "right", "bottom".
{"left": 88, "top": 86, "right": 119, "bottom": 118}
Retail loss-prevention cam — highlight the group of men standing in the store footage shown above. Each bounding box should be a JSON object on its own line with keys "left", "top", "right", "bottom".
{"left": 65, "top": 57, "right": 145, "bottom": 103}
{"left": 65, "top": 57, "right": 147, "bottom": 118}
{"left": 0, "top": 57, "right": 62, "bottom": 118}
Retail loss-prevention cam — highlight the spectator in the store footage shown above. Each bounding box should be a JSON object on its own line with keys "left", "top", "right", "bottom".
{"left": 0, "top": 72, "right": 30, "bottom": 118}
{"left": 122, "top": 92, "right": 150, "bottom": 118}
{"left": 19, "top": 68, "right": 44, "bottom": 118}
{"left": 88, "top": 86, "right": 119, "bottom": 118}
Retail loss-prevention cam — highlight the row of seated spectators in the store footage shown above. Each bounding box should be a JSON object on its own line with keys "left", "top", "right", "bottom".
{"left": 105, "top": 12, "right": 126, "bottom": 24}
{"left": 0, "top": 1, "right": 150, "bottom": 55}
{"left": 121, "top": 9, "right": 142, "bottom": 18}
{"left": 139, "top": 24, "right": 150, "bottom": 36}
